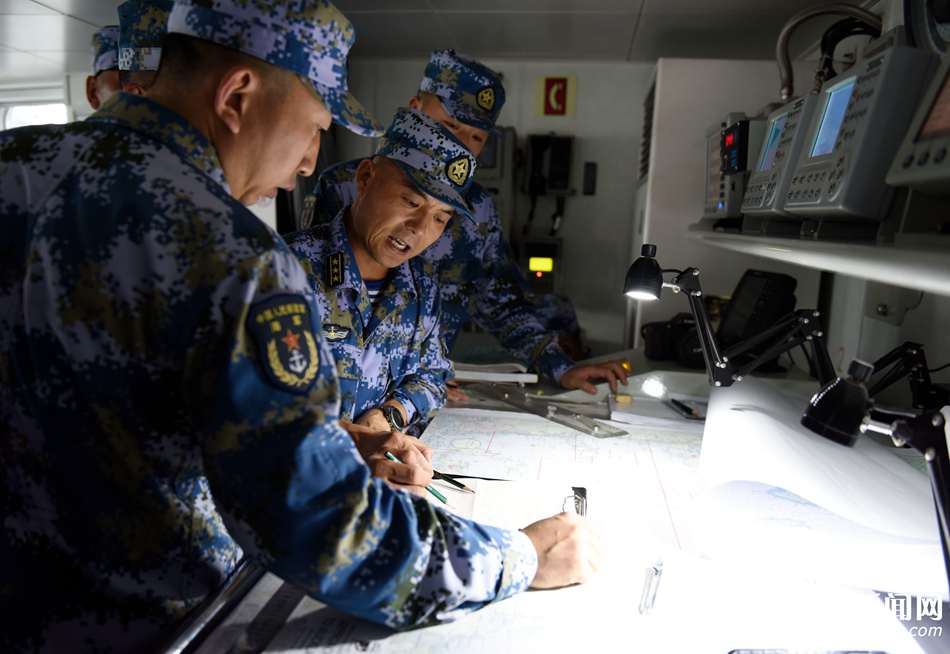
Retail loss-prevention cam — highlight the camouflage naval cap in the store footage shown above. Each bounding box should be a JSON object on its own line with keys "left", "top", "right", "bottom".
{"left": 167, "top": 0, "right": 383, "bottom": 137}
{"left": 377, "top": 108, "right": 477, "bottom": 222}
{"left": 419, "top": 49, "right": 505, "bottom": 132}
{"left": 91, "top": 25, "right": 120, "bottom": 74}
{"left": 118, "top": 0, "right": 173, "bottom": 72}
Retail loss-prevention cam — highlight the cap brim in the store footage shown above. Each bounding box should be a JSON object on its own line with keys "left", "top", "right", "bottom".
{"left": 389, "top": 159, "right": 475, "bottom": 223}
{"left": 460, "top": 114, "right": 497, "bottom": 133}
{"left": 314, "top": 81, "right": 384, "bottom": 138}
{"left": 446, "top": 102, "right": 497, "bottom": 133}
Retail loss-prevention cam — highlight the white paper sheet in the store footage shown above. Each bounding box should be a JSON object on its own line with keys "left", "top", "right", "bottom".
{"left": 697, "top": 378, "right": 945, "bottom": 598}
{"left": 700, "top": 379, "right": 936, "bottom": 539}
{"left": 609, "top": 395, "right": 706, "bottom": 432}
{"left": 432, "top": 478, "right": 579, "bottom": 530}
{"left": 693, "top": 480, "right": 946, "bottom": 598}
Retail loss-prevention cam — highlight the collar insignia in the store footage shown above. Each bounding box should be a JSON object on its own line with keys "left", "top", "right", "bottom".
{"left": 327, "top": 252, "right": 344, "bottom": 287}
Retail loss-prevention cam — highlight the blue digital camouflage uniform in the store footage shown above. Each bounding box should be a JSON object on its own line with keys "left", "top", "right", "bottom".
{"left": 118, "top": 0, "right": 173, "bottom": 72}
{"left": 306, "top": 50, "right": 578, "bottom": 383}
{"left": 91, "top": 25, "right": 120, "bottom": 74}
{"left": 287, "top": 213, "right": 449, "bottom": 424}
{"left": 0, "top": 5, "right": 536, "bottom": 652}
{"left": 422, "top": 50, "right": 583, "bottom": 350}
{"left": 288, "top": 108, "right": 473, "bottom": 425}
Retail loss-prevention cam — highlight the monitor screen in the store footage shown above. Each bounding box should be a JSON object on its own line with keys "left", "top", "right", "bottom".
{"left": 757, "top": 112, "right": 788, "bottom": 172}
{"left": 810, "top": 77, "right": 856, "bottom": 158}
{"left": 918, "top": 70, "right": 950, "bottom": 140}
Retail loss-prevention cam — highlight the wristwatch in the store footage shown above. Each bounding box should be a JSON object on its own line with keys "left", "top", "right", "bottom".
{"left": 381, "top": 405, "right": 406, "bottom": 432}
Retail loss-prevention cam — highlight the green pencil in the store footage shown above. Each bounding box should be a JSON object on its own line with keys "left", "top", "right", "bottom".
{"left": 384, "top": 451, "right": 448, "bottom": 504}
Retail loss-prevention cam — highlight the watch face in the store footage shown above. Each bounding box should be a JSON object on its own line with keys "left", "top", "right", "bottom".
{"left": 384, "top": 406, "right": 405, "bottom": 431}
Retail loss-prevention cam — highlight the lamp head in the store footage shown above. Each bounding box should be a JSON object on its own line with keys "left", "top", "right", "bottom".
{"left": 801, "top": 359, "right": 874, "bottom": 447}
{"left": 624, "top": 243, "right": 663, "bottom": 301}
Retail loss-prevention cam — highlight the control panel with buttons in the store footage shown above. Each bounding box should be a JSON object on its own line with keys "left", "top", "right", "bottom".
{"left": 702, "top": 112, "right": 766, "bottom": 221}
{"left": 742, "top": 94, "right": 820, "bottom": 217}
{"left": 783, "top": 35, "right": 936, "bottom": 219}
{"left": 887, "top": 51, "right": 950, "bottom": 195}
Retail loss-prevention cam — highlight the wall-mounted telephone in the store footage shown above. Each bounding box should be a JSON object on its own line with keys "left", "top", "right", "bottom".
{"left": 523, "top": 134, "right": 574, "bottom": 235}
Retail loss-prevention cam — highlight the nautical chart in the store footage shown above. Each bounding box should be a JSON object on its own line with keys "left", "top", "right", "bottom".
{"left": 422, "top": 407, "right": 703, "bottom": 550}
{"left": 423, "top": 407, "right": 701, "bottom": 483}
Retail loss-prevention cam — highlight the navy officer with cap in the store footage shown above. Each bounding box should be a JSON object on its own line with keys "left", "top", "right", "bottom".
{"left": 287, "top": 108, "right": 469, "bottom": 436}
{"left": 85, "top": 25, "right": 121, "bottom": 109}
{"left": 308, "top": 49, "right": 631, "bottom": 399}
{"left": 0, "top": 1, "right": 600, "bottom": 651}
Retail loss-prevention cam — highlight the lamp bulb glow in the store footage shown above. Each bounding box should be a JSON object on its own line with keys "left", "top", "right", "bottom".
{"left": 626, "top": 290, "right": 658, "bottom": 301}
{"left": 642, "top": 377, "right": 667, "bottom": 399}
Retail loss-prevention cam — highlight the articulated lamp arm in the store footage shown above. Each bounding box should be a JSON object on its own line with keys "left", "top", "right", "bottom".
{"left": 666, "top": 268, "right": 834, "bottom": 388}
{"left": 625, "top": 244, "right": 835, "bottom": 389}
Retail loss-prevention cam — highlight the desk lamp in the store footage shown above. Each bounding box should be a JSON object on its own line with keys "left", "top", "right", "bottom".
{"left": 624, "top": 244, "right": 836, "bottom": 388}
{"left": 802, "top": 359, "right": 950, "bottom": 595}
{"left": 865, "top": 341, "right": 950, "bottom": 411}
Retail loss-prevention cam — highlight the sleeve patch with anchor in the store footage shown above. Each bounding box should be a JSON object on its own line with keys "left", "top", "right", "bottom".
{"left": 247, "top": 294, "right": 320, "bottom": 394}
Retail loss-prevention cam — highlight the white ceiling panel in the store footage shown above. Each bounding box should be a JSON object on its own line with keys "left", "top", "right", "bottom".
{"left": 640, "top": 0, "right": 840, "bottom": 16}
{"left": 346, "top": 11, "right": 454, "bottom": 58}
{"left": 0, "top": 0, "right": 57, "bottom": 14}
{"left": 31, "top": 48, "right": 91, "bottom": 73}
{"left": 628, "top": 0, "right": 846, "bottom": 60}
{"left": 0, "top": 44, "right": 61, "bottom": 79}
{"left": 428, "top": 0, "right": 642, "bottom": 11}
{"left": 0, "top": 0, "right": 876, "bottom": 82}
{"left": 36, "top": 0, "right": 120, "bottom": 26}
{"left": 441, "top": 11, "right": 639, "bottom": 59}
{"left": 335, "top": 1, "right": 430, "bottom": 11}
{"left": 0, "top": 13, "right": 96, "bottom": 51}
{"left": 60, "top": 48, "right": 93, "bottom": 72}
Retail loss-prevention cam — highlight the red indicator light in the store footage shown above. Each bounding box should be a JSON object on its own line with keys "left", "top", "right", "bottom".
{"left": 535, "top": 271, "right": 543, "bottom": 278}
{"left": 724, "top": 132, "right": 735, "bottom": 147}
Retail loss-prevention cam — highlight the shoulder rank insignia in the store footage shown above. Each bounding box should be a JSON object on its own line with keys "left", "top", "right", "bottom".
{"left": 247, "top": 294, "right": 320, "bottom": 394}
{"left": 323, "top": 323, "right": 350, "bottom": 342}
{"left": 300, "top": 195, "right": 317, "bottom": 228}
{"left": 446, "top": 155, "right": 471, "bottom": 187}
{"left": 476, "top": 86, "right": 496, "bottom": 111}
{"left": 327, "top": 252, "right": 344, "bottom": 287}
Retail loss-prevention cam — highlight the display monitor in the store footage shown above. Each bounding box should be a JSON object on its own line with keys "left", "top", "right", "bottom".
{"left": 918, "top": 70, "right": 950, "bottom": 140}
{"left": 810, "top": 77, "right": 857, "bottom": 157}
{"left": 756, "top": 112, "right": 788, "bottom": 172}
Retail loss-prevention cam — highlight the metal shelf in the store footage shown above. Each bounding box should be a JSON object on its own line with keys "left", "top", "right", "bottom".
{"left": 688, "top": 231, "right": 950, "bottom": 297}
